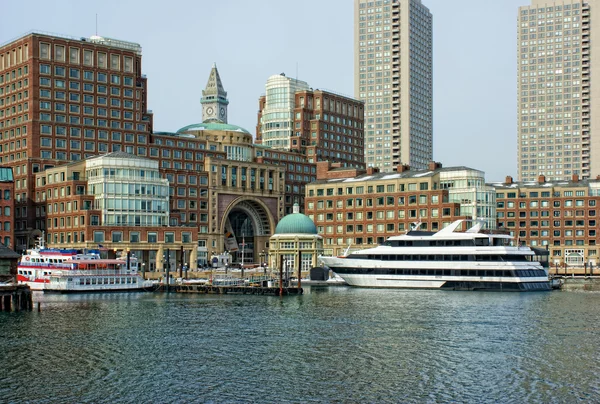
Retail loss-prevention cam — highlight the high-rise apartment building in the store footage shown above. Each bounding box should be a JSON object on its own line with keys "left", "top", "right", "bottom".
{"left": 354, "top": 0, "right": 433, "bottom": 172}
{"left": 517, "top": 0, "right": 599, "bottom": 182}
{"left": 256, "top": 73, "right": 365, "bottom": 169}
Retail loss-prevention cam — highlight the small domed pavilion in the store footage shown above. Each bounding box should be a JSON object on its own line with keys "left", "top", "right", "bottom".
{"left": 269, "top": 204, "right": 323, "bottom": 278}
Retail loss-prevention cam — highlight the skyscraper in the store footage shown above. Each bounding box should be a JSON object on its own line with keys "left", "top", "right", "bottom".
{"left": 517, "top": 0, "right": 598, "bottom": 181}
{"left": 354, "top": 0, "right": 433, "bottom": 172}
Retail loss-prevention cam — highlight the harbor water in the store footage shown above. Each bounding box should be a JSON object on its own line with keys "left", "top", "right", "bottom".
{"left": 1, "top": 287, "right": 600, "bottom": 403}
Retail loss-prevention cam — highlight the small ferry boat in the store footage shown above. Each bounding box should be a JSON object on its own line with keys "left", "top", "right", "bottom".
{"left": 320, "top": 219, "right": 551, "bottom": 291}
{"left": 17, "top": 235, "right": 102, "bottom": 290}
{"left": 17, "top": 234, "right": 151, "bottom": 293}
{"left": 44, "top": 258, "right": 152, "bottom": 293}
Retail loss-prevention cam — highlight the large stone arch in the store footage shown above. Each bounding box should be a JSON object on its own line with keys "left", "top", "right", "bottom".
{"left": 219, "top": 197, "right": 275, "bottom": 237}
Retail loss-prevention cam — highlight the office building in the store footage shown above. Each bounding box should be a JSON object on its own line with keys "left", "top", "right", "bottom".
{"left": 354, "top": 0, "right": 433, "bottom": 171}
{"left": 517, "top": 0, "right": 598, "bottom": 181}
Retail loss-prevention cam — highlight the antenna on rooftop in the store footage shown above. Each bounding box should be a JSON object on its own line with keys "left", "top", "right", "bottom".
{"left": 95, "top": 14, "right": 98, "bottom": 36}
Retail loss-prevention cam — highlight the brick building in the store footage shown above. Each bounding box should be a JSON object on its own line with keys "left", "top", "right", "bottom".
{"left": 494, "top": 174, "right": 600, "bottom": 273}
{"left": 34, "top": 152, "right": 196, "bottom": 270}
{"left": 256, "top": 74, "right": 365, "bottom": 169}
{"left": 306, "top": 161, "right": 483, "bottom": 256}
{"left": 0, "top": 31, "right": 153, "bottom": 251}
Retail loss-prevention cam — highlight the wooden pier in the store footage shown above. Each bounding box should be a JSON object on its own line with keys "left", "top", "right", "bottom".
{"left": 0, "top": 284, "right": 33, "bottom": 312}
{"left": 161, "top": 283, "right": 303, "bottom": 296}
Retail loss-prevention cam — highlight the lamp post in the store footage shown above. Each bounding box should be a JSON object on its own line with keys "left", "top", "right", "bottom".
{"left": 259, "top": 250, "right": 265, "bottom": 275}
{"left": 141, "top": 262, "right": 146, "bottom": 280}
{"left": 184, "top": 262, "right": 188, "bottom": 280}
{"left": 210, "top": 251, "right": 216, "bottom": 284}
{"left": 164, "top": 248, "right": 170, "bottom": 292}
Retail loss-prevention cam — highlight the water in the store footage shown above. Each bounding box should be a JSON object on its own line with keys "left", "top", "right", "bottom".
{"left": 1, "top": 287, "right": 600, "bottom": 403}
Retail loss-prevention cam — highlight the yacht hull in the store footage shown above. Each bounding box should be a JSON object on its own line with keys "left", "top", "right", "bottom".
{"left": 335, "top": 273, "right": 551, "bottom": 291}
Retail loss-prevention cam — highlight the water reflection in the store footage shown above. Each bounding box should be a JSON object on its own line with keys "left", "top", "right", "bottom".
{"left": 1, "top": 289, "right": 599, "bottom": 403}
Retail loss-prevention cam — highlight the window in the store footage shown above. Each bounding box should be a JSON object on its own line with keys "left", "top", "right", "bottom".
{"left": 110, "top": 55, "right": 120, "bottom": 70}
{"left": 40, "top": 43, "right": 50, "bottom": 59}
{"left": 83, "top": 50, "right": 93, "bottom": 66}
{"left": 98, "top": 52, "right": 107, "bottom": 68}
{"left": 54, "top": 45, "right": 65, "bottom": 61}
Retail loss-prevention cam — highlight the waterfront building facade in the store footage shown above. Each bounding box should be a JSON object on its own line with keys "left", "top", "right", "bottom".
{"left": 0, "top": 31, "right": 153, "bottom": 251}
{"left": 34, "top": 152, "right": 197, "bottom": 271}
{"left": 1, "top": 31, "right": 289, "bottom": 268}
{"left": 494, "top": 174, "right": 600, "bottom": 273}
{"left": 256, "top": 74, "right": 365, "bottom": 169}
{"left": 354, "top": 0, "right": 433, "bottom": 172}
{"left": 306, "top": 161, "right": 477, "bottom": 257}
{"left": 517, "top": 0, "right": 599, "bottom": 182}
{"left": 174, "top": 122, "right": 287, "bottom": 265}
{"left": 5, "top": 28, "right": 438, "bottom": 269}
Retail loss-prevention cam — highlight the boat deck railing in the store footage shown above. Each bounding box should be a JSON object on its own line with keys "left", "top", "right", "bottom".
{"left": 51, "top": 270, "right": 141, "bottom": 277}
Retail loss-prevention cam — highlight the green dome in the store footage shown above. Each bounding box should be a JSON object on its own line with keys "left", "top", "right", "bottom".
{"left": 275, "top": 213, "right": 318, "bottom": 235}
{"left": 177, "top": 121, "right": 250, "bottom": 134}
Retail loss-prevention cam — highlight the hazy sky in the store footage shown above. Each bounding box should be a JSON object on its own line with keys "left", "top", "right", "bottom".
{"left": 3, "top": 0, "right": 530, "bottom": 182}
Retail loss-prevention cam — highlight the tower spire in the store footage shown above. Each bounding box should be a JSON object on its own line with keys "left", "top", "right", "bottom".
{"left": 201, "top": 64, "right": 229, "bottom": 123}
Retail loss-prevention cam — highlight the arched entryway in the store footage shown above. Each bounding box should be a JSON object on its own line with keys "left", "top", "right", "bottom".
{"left": 220, "top": 199, "right": 274, "bottom": 266}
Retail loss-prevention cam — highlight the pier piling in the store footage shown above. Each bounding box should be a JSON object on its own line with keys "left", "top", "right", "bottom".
{"left": 0, "top": 285, "right": 33, "bottom": 312}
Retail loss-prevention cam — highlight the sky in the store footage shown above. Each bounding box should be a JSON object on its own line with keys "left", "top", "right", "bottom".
{"left": 2, "top": 0, "right": 531, "bottom": 182}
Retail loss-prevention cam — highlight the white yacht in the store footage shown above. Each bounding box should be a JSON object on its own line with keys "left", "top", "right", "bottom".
{"left": 320, "top": 220, "right": 551, "bottom": 291}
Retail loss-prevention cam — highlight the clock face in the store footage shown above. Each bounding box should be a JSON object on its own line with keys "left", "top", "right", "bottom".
{"left": 206, "top": 107, "right": 214, "bottom": 115}
{"left": 220, "top": 107, "right": 226, "bottom": 117}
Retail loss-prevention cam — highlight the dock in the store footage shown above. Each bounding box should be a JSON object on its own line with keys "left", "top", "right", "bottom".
{"left": 0, "top": 284, "right": 33, "bottom": 312}
{"left": 169, "top": 284, "right": 303, "bottom": 296}
{"left": 560, "top": 276, "right": 600, "bottom": 292}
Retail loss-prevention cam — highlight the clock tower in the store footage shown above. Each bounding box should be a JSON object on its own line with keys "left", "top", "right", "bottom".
{"left": 201, "top": 63, "right": 229, "bottom": 123}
